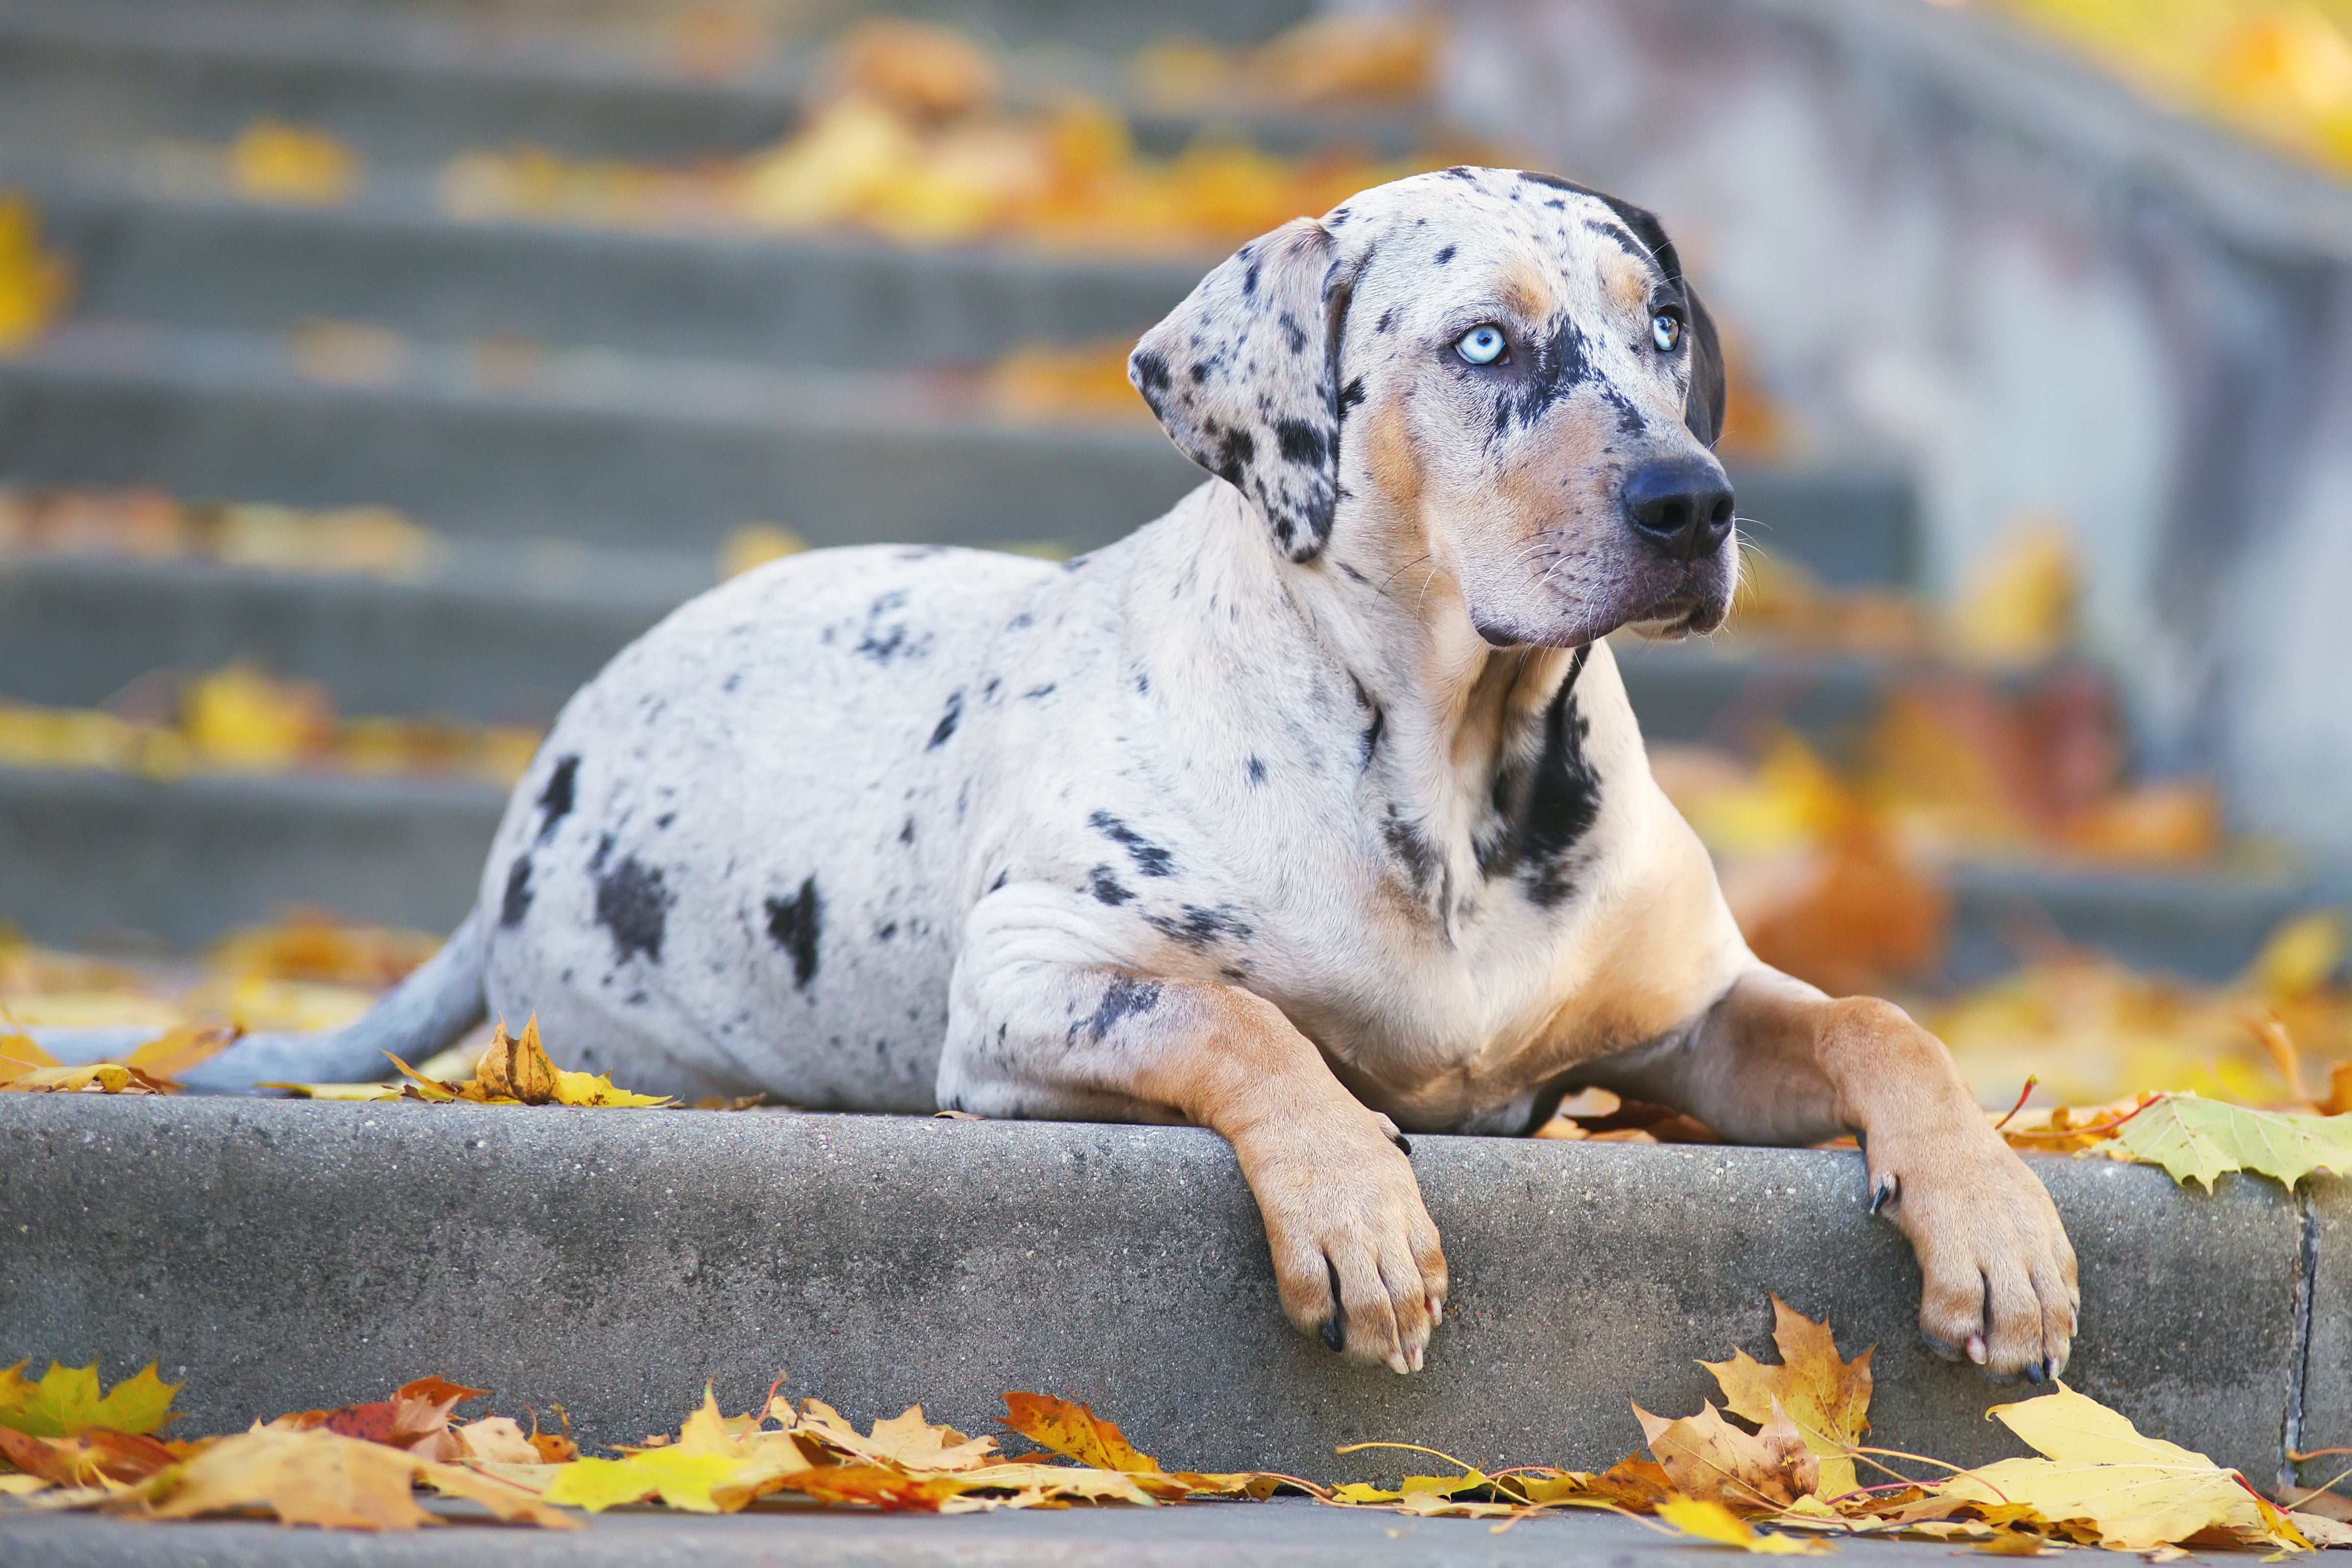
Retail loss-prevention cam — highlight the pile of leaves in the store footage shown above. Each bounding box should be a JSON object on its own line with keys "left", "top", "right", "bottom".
{"left": 8, "top": 1300, "right": 2347, "bottom": 1550}
{"left": 0, "top": 663, "right": 540, "bottom": 786}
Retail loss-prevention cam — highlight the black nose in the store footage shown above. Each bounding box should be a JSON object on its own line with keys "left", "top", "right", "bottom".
{"left": 1622, "top": 460, "right": 1735, "bottom": 560}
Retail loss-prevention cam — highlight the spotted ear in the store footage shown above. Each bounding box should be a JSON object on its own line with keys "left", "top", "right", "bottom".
{"left": 1128, "top": 218, "right": 1351, "bottom": 562}
{"left": 1682, "top": 286, "right": 1726, "bottom": 448}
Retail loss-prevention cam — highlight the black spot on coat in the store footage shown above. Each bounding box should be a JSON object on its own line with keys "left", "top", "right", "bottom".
{"left": 1088, "top": 865, "right": 1133, "bottom": 906}
{"left": 535, "top": 755, "right": 578, "bottom": 843}
{"left": 1144, "top": 905, "right": 1255, "bottom": 949}
{"left": 928, "top": 688, "right": 964, "bottom": 749}
{"left": 1068, "top": 975, "right": 1162, "bottom": 1047}
{"left": 1089, "top": 811, "right": 1175, "bottom": 877}
{"left": 499, "top": 855, "right": 534, "bottom": 928}
{"left": 764, "top": 877, "right": 824, "bottom": 990}
{"left": 595, "top": 856, "right": 674, "bottom": 964}
{"left": 1475, "top": 648, "right": 1602, "bottom": 907}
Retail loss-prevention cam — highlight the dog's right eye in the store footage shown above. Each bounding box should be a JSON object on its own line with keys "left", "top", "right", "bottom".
{"left": 1455, "top": 325, "right": 1507, "bottom": 365}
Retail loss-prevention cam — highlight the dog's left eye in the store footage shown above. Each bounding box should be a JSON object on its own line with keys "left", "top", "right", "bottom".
{"left": 1455, "top": 325, "right": 1507, "bottom": 365}
{"left": 1651, "top": 312, "right": 1683, "bottom": 353}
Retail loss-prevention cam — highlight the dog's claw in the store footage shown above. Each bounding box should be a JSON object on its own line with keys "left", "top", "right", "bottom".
{"left": 1391, "top": 1132, "right": 1413, "bottom": 1157}
{"left": 1869, "top": 1173, "right": 1899, "bottom": 1215}
{"left": 2023, "top": 1358, "right": 2046, "bottom": 1384}
{"left": 1966, "top": 1334, "right": 1988, "bottom": 1367}
{"left": 1321, "top": 1257, "right": 1347, "bottom": 1353}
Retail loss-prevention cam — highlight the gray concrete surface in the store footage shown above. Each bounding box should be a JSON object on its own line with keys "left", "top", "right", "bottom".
{"left": 21, "top": 176, "right": 1206, "bottom": 370}
{"left": 0, "top": 322, "right": 1204, "bottom": 550}
{"left": 0, "top": 1494, "right": 2260, "bottom": 1568}
{"left": 2300, "top": 1176, "right": 2351, "bottom": 1495}
{"left": 0, "top": 1098, "right": 2326, "bottom": 1491}
{"left": 0, "top": 767, "right": 503, "bottom": 947}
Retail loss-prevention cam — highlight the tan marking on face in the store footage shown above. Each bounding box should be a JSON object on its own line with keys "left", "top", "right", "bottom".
{"left": 1602, "top": 251, "right": 1651, "bottom": 315}
{"left": 1498, "top": 262, "right": 1558, "bottom": 323}
{"left": 1492, "top": 384, "right": 1616, "bottom": 538}
{"left": 1363, "top": 389, "right": 1423, "bottom": 515}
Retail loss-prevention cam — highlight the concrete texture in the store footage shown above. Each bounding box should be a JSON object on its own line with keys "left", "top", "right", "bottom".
{"left": 0, "top": 323, "right": 1206, "bottom": 552}
{"left": 0, "top": 1494, "right": 2260, "bottom": 1568}
{"left": 24, "top": 178, "right": 1206, "bottom": 371}
{"left": 0, "top": 767, "right": 502, "bottom": 946}
{"left": 0, "top": 1098, "right": 2318, "bottom": 1488}
{"left": 2298, "top": 1176, "right": 2350, "bottom": 1495}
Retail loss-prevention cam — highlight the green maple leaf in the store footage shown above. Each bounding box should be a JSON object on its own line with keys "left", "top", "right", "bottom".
{"left": 2111, "top": 1095, "right": 2352, "bottom": 1192}
{"left": 0, "top": 1360, "right": 182, "bottom": 1437}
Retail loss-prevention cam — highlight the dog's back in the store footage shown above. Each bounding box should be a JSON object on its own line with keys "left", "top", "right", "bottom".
{"left": 478, "top": 542, "right": 1057, "bottom": 1106}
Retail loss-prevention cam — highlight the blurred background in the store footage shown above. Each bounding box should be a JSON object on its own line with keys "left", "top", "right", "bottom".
{"left": 0, "top": 0, "right": 2348, "bottom": 1115}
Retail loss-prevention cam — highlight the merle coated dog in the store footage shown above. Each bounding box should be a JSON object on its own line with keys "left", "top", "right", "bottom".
{"left": 145, "top": 167, "right": 2077, "bottom": 1379}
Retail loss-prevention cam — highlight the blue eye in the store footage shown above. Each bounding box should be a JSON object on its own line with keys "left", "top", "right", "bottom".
{"left": 1455, "top": 325, "right": 1506, "bottom": 365}
{"left": 1652, "top": 312, "right": 1683, "bottom": 353}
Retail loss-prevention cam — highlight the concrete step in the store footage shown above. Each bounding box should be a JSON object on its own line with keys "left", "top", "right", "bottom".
{"left": 0, "top": 1097, "right": 2338, "bottom": 1498}
{"left": 0, "top": 759, "right": 2336, "bottom": 971}
{"left": 21, "top": 172, "right": 1207, "bottom": 370}
{"left": 0, "top": 0, "right": 1393, "bottom": 166}
{"left": 0, "top": 1496, "right": 2055, "bottom": 1568}
{"left": 0, "top": 544, "right": 687, "bottom": 728}
{"left": 0, "top": 321, "right": 1204, "bottom": 551}
{"left": 0, "top": 767, "right": 502, "bottom": 948}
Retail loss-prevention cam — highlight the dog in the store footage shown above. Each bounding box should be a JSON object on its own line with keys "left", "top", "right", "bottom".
{"left": 144, "top": 166, "right": 2077, "bottom": 1379}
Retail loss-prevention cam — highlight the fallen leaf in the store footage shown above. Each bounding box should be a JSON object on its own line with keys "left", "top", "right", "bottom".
{"left": 1638, "top": 1399, "right": 1820, "bottom": 1511}
{"left": 1935, "top": 1383, "right": 2303, "bottom": 1550}
{"left": 2107, "top": 1094, "right": 2352, "bottom": 1191}
{"left": 795, "top": 1400, "right": 1000, "bottom": 1472}
{"left": 122, "top": 1024, "right": 237, "bottom": 1083}
{"left": 272, "top": 1375, "right": 487, "bottom": 1462}
{"left": 454, "top": 1417, "right": 539, "bottom": 1465}
{"left": 2290, "top": 1510, "right": 2352, "bottom": 1547}
{"left": 1704, "top": 1297, "right": 1873, "bottom": 1497}
{"left": 1657, "top": 1494, "right": 1833, "bottom": 1553}
{"left": 0, "top": 1425, "right": 177, "bottom": 1486}
{"left": 0, "top": 1361, "right": 181, "bottom": 1438}
{"left": 1001, "top": 1392, "right": 1159, "bottom": 1472}
{"left": 392, "top": 1017, "right": 671, "bottom": 1108}
{"left": 123, "top": 1427, "right": 434, "bottom": 1529}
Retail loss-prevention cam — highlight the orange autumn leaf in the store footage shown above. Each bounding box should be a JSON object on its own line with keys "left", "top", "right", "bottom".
{"left": 114, "top": 1426, "right": 570, "bottom": 1530}
{"left": 1703, "top": 1296, "right": 1873, "bottom": 1496}
{"left": 1636, "top": 1398, "right": 1820, "bottom": 1512}
{"left": 1001, "top": 1391, "right": 1159, "bottom": 1472}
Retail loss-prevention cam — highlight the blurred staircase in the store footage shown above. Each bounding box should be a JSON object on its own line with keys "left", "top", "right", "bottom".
{"left": 0, "top": 0, "right": 2326, "bottom": 981}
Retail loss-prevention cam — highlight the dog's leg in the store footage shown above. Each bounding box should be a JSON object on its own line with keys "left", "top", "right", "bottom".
{"left": 942, "top": 955, "right": 1446, "bottom": 1372}
{"left": 1585, "top": 968, "right": 2078, "bottom": 1380}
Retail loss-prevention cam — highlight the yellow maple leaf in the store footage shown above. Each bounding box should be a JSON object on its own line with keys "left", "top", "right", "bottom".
{"left": 1704, "top": 1296, "right": 1873, "bottom": 1497}
{"left": 1637, "top": 1398, "right": 1820, "bottom": 1512}
{"left": 112, "top": 1426, "right": 568, "bottom": 1529}
{"left": 2108, "top": 1093, "right": 2352, "bottom": 1191}
{"left": 793, "top": 1398, "right": 999, "bottom": 1471}
{"left": 0, "top": 1361, "right": 181, "bottom": 1438}
{"left": 1935, "top": 1384, "right": 2303, "bottom": 1551}
{"left": 391, "top": 1017, "right": 670, "bottom": 1108}
{"left": 1657, "top": 1494, "right": 1833, "bottom": 1554}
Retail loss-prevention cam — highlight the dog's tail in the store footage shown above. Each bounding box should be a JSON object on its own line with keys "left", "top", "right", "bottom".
{"left": 26, "top": 907, "right": 491, "bottom": 1094}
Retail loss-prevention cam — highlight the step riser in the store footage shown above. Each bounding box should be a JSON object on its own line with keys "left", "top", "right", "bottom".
{"left": 0, "top": 768, "right": 2323, "bottom": 980}
{"left": 0, "top": 1099, "right": 2328, "bottom": 1489}
{"left": 34, "top": 190, "right": 1204, "bottom": 370}
{"left": 0, "top": 560, "right": 672, "bottom": 726}
{"left": 0, "top": 370, "right": 1205, "bottom": 550}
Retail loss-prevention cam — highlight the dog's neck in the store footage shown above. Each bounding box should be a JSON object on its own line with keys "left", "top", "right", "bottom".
{"left": 1183, "top": 485, "right": 1592, "bottom": 922}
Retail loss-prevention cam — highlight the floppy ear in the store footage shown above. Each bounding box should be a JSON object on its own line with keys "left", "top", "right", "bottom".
{"left": 1682, "top": 286, "right": 1726, "bottom": 448}
{"left": 1128, "top": 218, "right": 1350, "bottom": 562}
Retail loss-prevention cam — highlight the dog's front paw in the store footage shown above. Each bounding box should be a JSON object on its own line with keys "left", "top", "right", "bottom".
{"left": 1234, "top": 1115, "right": 1447, "bottom": 1373}
{"left": 1869, "top": 1125, "right": 2079, "bottom": 1380}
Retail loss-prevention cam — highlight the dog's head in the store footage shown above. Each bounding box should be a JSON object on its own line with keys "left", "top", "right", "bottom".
{"left": 1130, "top": 166, "right": 1734, "bottom": 644}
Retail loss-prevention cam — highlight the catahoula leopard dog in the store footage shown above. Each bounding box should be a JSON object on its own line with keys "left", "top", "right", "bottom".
{"left": 139, "top": 166, "right": 2079, "bottom": 1379}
